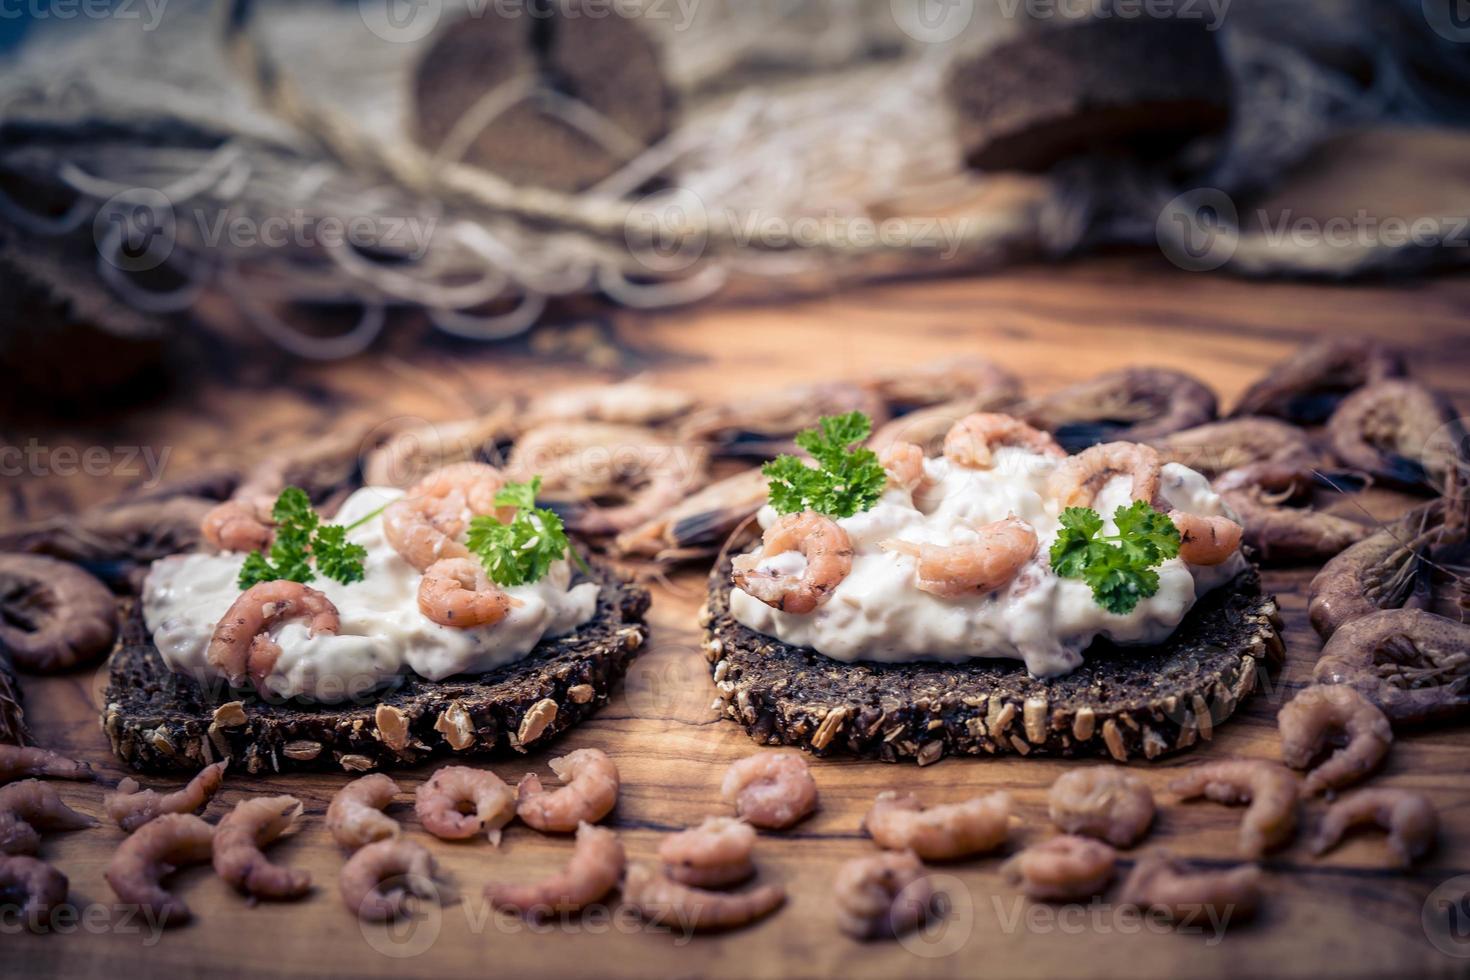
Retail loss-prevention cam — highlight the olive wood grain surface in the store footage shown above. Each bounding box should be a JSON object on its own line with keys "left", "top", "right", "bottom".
{"left": 6, "top": 255, "right": 1470, "bottom": 979}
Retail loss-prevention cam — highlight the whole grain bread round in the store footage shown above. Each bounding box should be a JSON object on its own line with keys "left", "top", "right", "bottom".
{"left": 103, "top": 563, "right": 649, "bottom": 775}
{"left": 704, "top": 554, "right": 1282, "bottom": 764}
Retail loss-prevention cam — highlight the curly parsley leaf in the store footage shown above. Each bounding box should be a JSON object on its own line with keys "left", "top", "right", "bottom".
{"left": 466, "top": 477, "right": 570, "bottom": 587}
{"left": 1048, "top": 501, "right": 1181, "bottom": 615}
{"left": 762, "top": 411, "right": 886, "bottom": 519}
{"left": 235, "top": 486, "right": 372, "bottom": 590}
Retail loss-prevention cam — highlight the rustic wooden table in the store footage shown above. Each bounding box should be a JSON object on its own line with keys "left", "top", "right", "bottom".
{"left": 6, "top": 256, "right": 1470, "bottom": 978}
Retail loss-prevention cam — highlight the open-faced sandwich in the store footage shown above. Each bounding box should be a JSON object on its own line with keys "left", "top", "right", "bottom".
{"left": 705, "top": 411, "right": 1283, "bottom": 763}
{"left": 106, "top": 464, "right": 649, "bottom": 774}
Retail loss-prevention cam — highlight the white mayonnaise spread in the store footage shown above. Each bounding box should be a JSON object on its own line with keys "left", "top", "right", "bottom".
{"left": 142, "top": 487, "right": 600, "bottom": 703}
{"left": 730, "top": 448, "right": 1247, "bottom": 678}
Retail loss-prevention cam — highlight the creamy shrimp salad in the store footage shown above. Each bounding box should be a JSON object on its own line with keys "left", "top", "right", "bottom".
{"left": 730, "top": 448, "right": 1246, "bottom": 678}
{"left": 143, "top": 488, "right": 599, "bottom": 702}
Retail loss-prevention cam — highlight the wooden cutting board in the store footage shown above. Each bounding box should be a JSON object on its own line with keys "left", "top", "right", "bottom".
{"left": 6, "top": 255, "right": 1470, "bottom": 978}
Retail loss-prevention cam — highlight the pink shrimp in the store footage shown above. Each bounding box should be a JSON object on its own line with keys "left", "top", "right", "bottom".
{"left": 0, "top": 780, "right": 95, "bottom": 855}
{"left": 623, "top": 862, "right": 786, "bottom": 933}
{"left": 414, "top": 765, "right": 516, "bottom": 844}
{"left": 721, "top": 751, "right": 818, "bottom": 830}
{"left": 879, "top": 442, "right": 929, "bottom": 492}
{"left": 1047, "top": 766, "right": 1156, "bottom": 848}
{"left": 943, "top": 413, "right": 1065, "bottom": 468}
{"left": 486, "top": 821, "right": 625, "bottom": 919}
{"left": 200, "top": 497, "right": 274, "bottom": 553}
{"left": 416, "top": 558, "right": 520, "bottom": 629}
{"left": 0, "top": 854, "right": 68, "bottom": 926}
{"left": 1167, "top": 760, "right": 1300, "bottom": 858}
{"left": 1310, "top": 788, "right": 1436, "bottom": 867}
{"left": 105, "top": 761, "right": 228, "bottom": 833}
{"left": 516, "top": 749, "right": 620, "bottom": 833}
{"left": 1001, "top": 835, "right": 1118, "bottom": 902}
{"left": 1278, "top": 684, "right": 1393, "bottom": 796}
{"left": 1047, "top": 442, "right": 1162, "bottom": 510}
{"left": 1119, "top": 852, "right": 1262, "bottom": 924}
{"left": 731, "top": 511, "right": 854, "bottom": 615}
{"left": 833, "top": 850, "right": 936, "bottom": 941}
{"left": 206, "top": 582, "right": 340, "bottom": 692}
{"left": 326, "top": 774, "right": 402, "bottom": 851}
{"left": 339, "top": 838, "right": 437, "bottom": 922}
{"left": 881, "top": 514, "right": 1038, "bottom": 597}
{"left": 212, "top": 795, "right": 311, "bottom": 900}
{"left": 104, "top": 813, "right": 215, "bottom": 925}
{"left": 0, "top": 745, "right": 92, "bottom": 785}
{"left": 1170, "top": 511, "right": 1244, "bottom": 566}
{"left": 658, "top": 816, "right": 757, "bottom": 888}
{"left": 862, "top": 790, "right": 1012, "bottom": 860}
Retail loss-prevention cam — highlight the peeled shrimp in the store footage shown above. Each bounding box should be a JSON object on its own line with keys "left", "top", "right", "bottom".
{"left": 865, "top": 355, "right": 1022, "bottom": 413}
{"left": 1020, "top": 368, "right": 1218, "bottom": 452}
{"left": 1215, "top": 463, "right": 1367, "bottom": 563}
{"left": 486, "top": 821, "right": 625, "bottom": 919}
{"left": 1232, "top": 337, "right": 1405, "bottom": 424}
{"left": 213, "top": 795, "right": 311, "bottom": 900}
{"left": 1170, "top": 511, "right": 1243, "bottom": 566}
{"left": 1047, "top": 766, "right": 1156, "bottom": 847}
{"left": 0, "top": 854, "right": 68, "bottom": 925}
{"left": 326, "top": 774, "right": 402, "bottom": 851}
{"left": 1314, "top": 608, "right": 1470, "bottom": 725}
{"left": 1278, "top": 685, "right": 1392, "bottom": 795}
{"left": 523, "top": 380, "right": 695, "bottom": 427}
{"left": 206, "top": 581, "right": 340, "bottom": 692}
{"left": 879, "top": 441, "right": 928, "bottom": 492}
{"left": 882, "top": 514, "right": 1038, "bottom": 597}
{"left": 623, "top": 861, "right": 786, "bottom": 933}
{"left": 339, "top": 838, "right": 437, "bottom": 922}
{"left": 516, "top": 748, "right": 620, "bottom": 833}
{"left": 658, "top": 816, "right": 757, "bottom": 888}
{"left": 1148, "top": 417, "right": 1314, "bottom": 477}
{"left": 943, "top": 413, "right": 1064, "bottom": 468}
{"left": 105, "top": 761, "right": 228, "bottom": 833}
{"left": 863, "top": 790, "right": 1011, "bottom": 860}
{"left": 104, "top": 813, "right": 215, "bottom": 925}
{"left": 1047, "top": 442, "right": 1162, "bottom": 510}
{"left": 407, "top": 462, "right": 510, "bottom": 517}
{"left": 1167, "top": 760, "right": 1299, "bottom": 857}
{"left": 1327, "top": 379, "right": 1462, "bottom": 487}
{"left": 414, "top": 765, "right": 516, "bottom": 843}
{"left": 731, "top": 512, "right": 853, "bottom": 615}
{"left": 417, "top": 558, "right": 520, "bottom": 629}
{"left": 0, "top": 745, "right": 92, "bottom": 785}
{"left": 1001, "top": 835, "right": 1117, "bottom": 901}
{"left": 382, "top": 461, "right": 509, "bottom": 571}
{"left": 200, "top": 497, "right": 274, "bottom": 553}
{"left": 1118, "top": 852, "right": 1262, "bottom": 923}
{"left": 0, "top": 554, "right": 118, "bottom": 673}
{"left": 1310, "top": 788, "right": 1436, "bottom": 867}
{"left": 721, "top": 751, "right": 817, "bottom": 830}
{"left": 0, "top": 780, "right": 95, "bottom": 854}
{"left": 869, "top": 398, "right": 1000, "bottom": 458}
{"left": 833, "top": 850, "right": 935, "bottom": 941}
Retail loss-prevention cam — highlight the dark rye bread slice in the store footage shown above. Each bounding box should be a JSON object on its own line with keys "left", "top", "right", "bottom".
{"left": 103, "top": 564, "right": 649, "bottom": 775}
{"left": 704, "top": 554, "right": 1283, "bottom": 764}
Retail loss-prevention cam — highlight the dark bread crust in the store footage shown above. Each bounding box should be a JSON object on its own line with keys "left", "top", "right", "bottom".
{"left": 704, "top": 554, "right": 1282, "bottom": 764}
{"left": 103, "top": 564, "right": 649, "bottom": 775}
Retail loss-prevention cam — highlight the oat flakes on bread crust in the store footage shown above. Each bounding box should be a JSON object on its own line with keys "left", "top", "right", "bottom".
{"left": 704, "top": 552, "right": 1282, "bottom": 764}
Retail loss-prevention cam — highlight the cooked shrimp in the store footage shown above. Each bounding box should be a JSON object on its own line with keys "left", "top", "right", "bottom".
{"left": 612, "top": 467, "right": 769, "bottom": 561}
{"left": 417, "top": 558, "right": 520, "bottom": 629}
{"left": 1001, "top": 835, "right": 1117, "bottom": 902}
{"left": 486, "top": 821, "right": 624, "bottom": 919}
{"left": 1047, "top": 442, "right": 1162, "bottom": 510}
{"left": 206, "top": 581, "right": 340, "bottom": 692}
{"left": 0, "top": 854, "right": 68, "bottom": 925}
{"left": 326, "top": 774, "right": 402, "bottom": 851}
{"left": 339, "top": 838, "right": 437, "bottom": 922}
{"left": 1047, "top": 766, "right": 1156, "bottom": 848}
{"left": 863, "top": 790, "right": 1011, "bottom": 860}
{"left": 943, "top": 413, "right": 1064, "bottom": 468}
{"left": 407, "top": 461, "right": 510, "bottom": 518}
{"left": 731, "top": 512, "right": 853, "bottom": 615}
{"left": 516, "top": 748, "right": 620, "bottom": 833}
{"left": 1327, "top": 380, "right": 1461, "bottom": 487}
{"left": 0, "top": 745, "right": 92, "bottom": 785}
{"left": 1118, "top": 852, "right": 1262, "bottom": 923}
{"left": 833, "top": 850, "right": 935, "bottom": 941}
{"left": 414, "top": 765, "right": 515, "bottom": 843}
{"left": 1020, "top": 368, "right": 1218, "bottom": 452}
{"left": 363, "top": 409, "right": 518, "bottom": 488}
{"left": 1310, "top": 788, "right": 1436, "bottom": 867}
{"left": 881, "top": 514, "right": 1037, "bottom": 597}
{"left": 879, "top": 441, "right": 928, "bottom": 492}
{"left": 623, "top": 861, "right": 786, "bottom": 933}
{"left": 1170, "top": 511, "right": 1243, "bottom": 566}
{"left": 200, "top": 497, "right": 274, "bottom": 553}
{"left": 869, "top": 398, "right": 999, "bottom": 458}
{"left": 0, "top": 780, "right": 95, "bottom": 854}
{"left": 721, "top": 751, "right": 817, "bottom": 830}
{"left": 212, "top": 795, "right": 311, "bottom": 900}
{"left": 658, "top": 816, "right": 757, "bottom": 888}
{"left": 1167, "top": 760, "right": 1299, "bottom": 857}
{"left": 104, "top": 813, "right": 214, "bottom": 925}
{"left": 1149, "top": 417, "right": 1315, "bottom": 477}
{"left": 382, "top": 493, "right": 472, "bottom": 572}
{"left": 1232, "top": 337, "right": 1405, "bottom": 424}
{"left": 105, "top": 761, "right": 228, "bottom": 833}
{"left": 677, "top": 381, "right": 889, "bottom": 459}
{"left": 1314, "top": 609, "right": 1470, "bottom": 726}
{"left": 0, "top": 554, "right": 118, "bottom": 673}
{"left": 1214, "top": 463, "right": 1367, "bottom": 563}
{"left": 1278, "top": 685, "right": 1392, "bottom": 796}
{"left": 524, "top": 380, "right": 695, "bottom": 427}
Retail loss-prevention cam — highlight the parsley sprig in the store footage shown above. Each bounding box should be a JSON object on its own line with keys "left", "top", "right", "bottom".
{"left": 237, "top": 487, "right": 374, "bottom": 590}
{"left": 465, "top": 477, "right": 572, "bottom": 587}
{"left": 1048, "top": 500, "right": 1181, "bottom": 615}
{"left": 763, "top": 411, "right": 886, "bottom": 519}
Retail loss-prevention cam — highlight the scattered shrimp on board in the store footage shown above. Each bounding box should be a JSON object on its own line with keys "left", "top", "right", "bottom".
{"left": 339, "top": 838, "right": 438, "bottom": 922}
{"left": 1047, "top": 766, "right": 1156, "bottom": 848}
{"left": 104, "top": 813, "right": 215, "bottom": 926}
{"left": 1310, "top": 788, "right": 1437, "bottom": 868}
{"left": 623, "top": 862, "right": 786, "bottom": 934}
{"left": 0, "top": 554, "right": 118, "bottom": 673}
{"left": 326, "top": 774, "right": 402, "bottom": 851}
{"left": 0, "top": 745, "right": 92, "bottom": 786}
{"left": 516, "top": 749, "right": 620, "bottom": 833}
{"left": 0, "top": 779, "right": 96, "bottom": 855}
{"left": 1167, "top": 760, "right": 1300, "bottom": 858}
{"left": 414, "top": 766, "right": 516, "bottom": 844}
{"left": 212, "top": 795, "right": 311, "bottom": 901}
{"left": 1001, "top": 835, "right": 1117, "bottom": 902}
{"left": 0, "top": 854, "right": 69, "bottom": 928}
{"left": 486, "top": 822, "right": 625, "bottom": 920}
{"left": 721, "top": 751, "right": 817, "bottom": 830}
{"left": 105, "top": 761, "right": 228, "bottom": 834}
{"left": 833, "top": 850, "right": 936, "bottom": 941}
{"left": 1278, "top": 685, "right": 1393, "bottom": 796}
{"left": 1119, "top": 852, "right": 1262, "bottom": 924}
{"left": 658, "top": 817, "right": 758, "bottom": 889}
{"left": 862, "top": 790, "right": 1012, "bottom": 860}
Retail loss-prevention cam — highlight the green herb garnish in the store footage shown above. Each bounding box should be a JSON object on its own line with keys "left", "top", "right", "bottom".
{"left": 465, "top": 477, "right": 570, "bottom": 587}
{"left": 237, "top": 487, "right": 370, "bottom": 590}
{"left": 1048, "top": 500, "right": 1181, "bottom": 615}
{"left": 763, "top": 411, "right": 886, "bottom": 519}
